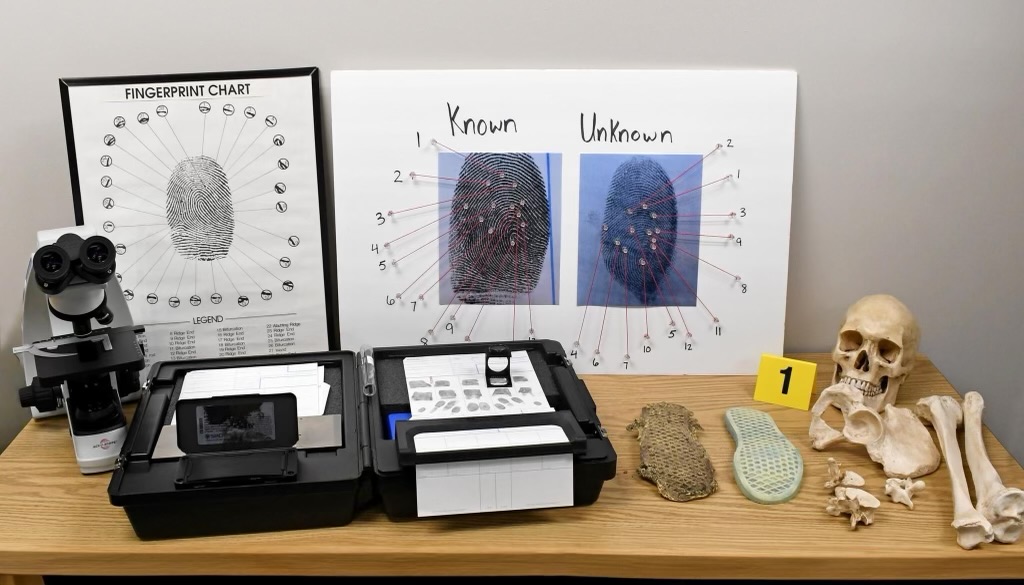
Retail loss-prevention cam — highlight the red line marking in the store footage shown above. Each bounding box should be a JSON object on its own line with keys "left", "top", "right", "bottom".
{"left": 658, "top": 212, "right": 736, "bottom": 219}
{"left": 528, "top": 289, "right": 534, "bottom": 334}
{"left": 631, "top": 230, "right": 690, "bottom": 336}
{"left": 409, "top": 173, "right": 490, "bottom": 186}
{"left": 636, "top": 245, "right": 649, "bottom": 339}
{"left": 639, "top": 144, "right": 722, "bottom": 206}
{"left": 385, "top": 211, "right": 453, "bottom": 247}
{"left": 513, "top": 225, "right": 518, "bottom": 340}
{"left": 389, "top": 197, "right": 458, "bottom": 216}
{"left": 398, "top": 247, "right": 452, "bottom": 299}
{"left": 426, "top": 220, "right": 500, "bottom": 335}
{"left": 597, "top": 247, "right": 618, "bottom": 355}
{"left": 629, "top": 230, "right": 665, "bottom": 328}
{"left": 668, "top": 242, "right": 742, "bottom": 280}
{"left": 393, "top": 222, "right": 457, "bottom": 265}
{"left": 431, "top": 139, "right": 502, "bottom": 175}
{"left": 576, "top": 231, "right": 607, "bottom": 345}
{"left": 420, "top": 220, "right": 500, "bottom": 299}
{"left": 668, "top": 231, "right": 734, "bottom": 239}
{"left": 624, "top": 250, "right": 629, "bottom": 357}
{"left": 467, "top": 305, "right": 485, "bottom": 341}
{"left": 645, "top": 174, "right": 733, "bottom": 208}
{"left": 651, "top": 244, "right": 718, "bottom": 323}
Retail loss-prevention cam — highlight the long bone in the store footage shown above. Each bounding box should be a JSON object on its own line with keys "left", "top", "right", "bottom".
{"left": 916, "top": 395, "right": 993, "bottom": 549}
{"left": 962, "top": 391, "right": 1024, "bottom": 543}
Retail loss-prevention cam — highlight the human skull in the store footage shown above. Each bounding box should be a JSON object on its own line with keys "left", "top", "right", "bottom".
{"left": 832, "top": 294, "right": 920, "bottom": 412}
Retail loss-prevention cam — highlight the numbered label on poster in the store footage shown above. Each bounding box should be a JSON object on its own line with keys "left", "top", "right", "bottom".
{"left": 752, "top": 354, "right": 816, "bottom": 410}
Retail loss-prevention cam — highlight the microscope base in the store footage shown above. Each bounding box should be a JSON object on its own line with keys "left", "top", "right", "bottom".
{"left": 71, "top": 426, "right": 126, "bottom": 474}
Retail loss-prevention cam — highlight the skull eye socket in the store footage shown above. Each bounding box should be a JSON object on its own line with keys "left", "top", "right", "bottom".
{"left": 878, "top": 339, "right": 901, "bottom": 363}
{"left": 839, "top": 330, "right": 863, "bottom": 352}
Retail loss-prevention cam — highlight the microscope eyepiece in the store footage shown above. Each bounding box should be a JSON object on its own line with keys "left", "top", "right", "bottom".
{"left": 78, "top": 235, "right": 116, "bottom": 282}
{"left": 33, "top": 244, "right": 72, "bottom": 292}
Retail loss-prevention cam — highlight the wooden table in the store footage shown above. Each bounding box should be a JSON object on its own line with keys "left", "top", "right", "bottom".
{"left": 1, "top": 354, "right": 1021, "bottom": 582}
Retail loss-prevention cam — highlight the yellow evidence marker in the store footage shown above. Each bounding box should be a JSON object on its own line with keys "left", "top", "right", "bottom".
{"left": 752, "top": 354, "right": 817, "bottom": 410}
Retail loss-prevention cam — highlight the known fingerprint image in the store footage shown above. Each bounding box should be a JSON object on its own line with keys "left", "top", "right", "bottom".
{"left": 577, "top": 154, "right": 702, "bottom": 307}
{"left": 438, "top": 152, "right": 561, "bottom": 305}
{"left": 166, "top": 155, "right": 234, "bottom": 260}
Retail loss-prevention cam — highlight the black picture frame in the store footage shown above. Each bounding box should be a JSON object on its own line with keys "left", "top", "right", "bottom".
{"left": 58, "top": 66, "right": 339, "bottom": 352}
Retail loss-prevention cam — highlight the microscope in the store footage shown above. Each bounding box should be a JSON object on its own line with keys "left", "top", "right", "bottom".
{"left": 13, "top": 226, "right": 146, "bottom": 474}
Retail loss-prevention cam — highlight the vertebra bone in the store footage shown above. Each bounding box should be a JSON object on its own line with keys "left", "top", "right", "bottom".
{"left": 826, "top": 486, "right": 879, "bottom": 530}
{"left": 885, "top": 477, "right": 925, "bottom": 509}
{"left": 824, "top": 457, "right": 865, "bottom": 489}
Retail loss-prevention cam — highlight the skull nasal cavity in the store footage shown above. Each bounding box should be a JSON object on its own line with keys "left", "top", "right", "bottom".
{"left": 854, "top": 350, "right": 869, "bottom": 371}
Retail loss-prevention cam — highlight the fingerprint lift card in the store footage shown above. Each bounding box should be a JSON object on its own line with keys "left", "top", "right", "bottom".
{"left": 61, "top": 67, "right": 336, "bottom": 368}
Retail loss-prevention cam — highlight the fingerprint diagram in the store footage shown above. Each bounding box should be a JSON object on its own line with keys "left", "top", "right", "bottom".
{"left": 579, "top": 155, "right": 702, "bottom": 308}
{"left": 448, "top": 153, "right": 551, "bottom": 304}
{"left": 97, "top": 102, "right": 299, "bottom": 309}
{"left": 166, "top": 155, "right": 234, "bottom": 260}
{"left": 600, "top": 157, "right": 678, "bottom": 300}
{"left": 384, "top": 146, "right": 561, "bottom": 342}
{"left": 575, "top": 148, "right": 740, "bottom": 354}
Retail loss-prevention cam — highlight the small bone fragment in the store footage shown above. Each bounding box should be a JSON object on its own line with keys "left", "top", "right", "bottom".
{"left": 885, "top": 477, "right": 925, "bottom": 509}
{"left": 826, "top": 486, "right": 879, "bottom": 529}
{"left": 824, "top": 457, "right": 865, "bottom": 489}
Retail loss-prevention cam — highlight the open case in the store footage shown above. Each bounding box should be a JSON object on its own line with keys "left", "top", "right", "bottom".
{"left": 108, "top": 339, "right": 616, "bottom": 538}
{"left": 108, "top": 351, "right": 372, "bottom": 540}
{"left": 367, "top": 339, "right": 616, "bottom": 519}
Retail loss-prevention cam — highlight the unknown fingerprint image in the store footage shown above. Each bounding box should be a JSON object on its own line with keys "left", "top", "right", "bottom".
{"left": 166, "top": 155, "right": 234, "bottom": 260}
{"left": 577, "top": 154, "right": 702, "bottom": 307}
{"left": 438, "top": 152, "right": 561, "bottom": 305}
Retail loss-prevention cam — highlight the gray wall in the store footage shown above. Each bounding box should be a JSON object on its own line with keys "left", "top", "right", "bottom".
{"left": 1, "top": 0, "right": 1021, "bottom": 462}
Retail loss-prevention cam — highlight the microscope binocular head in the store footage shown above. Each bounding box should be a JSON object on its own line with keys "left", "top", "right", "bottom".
{"left": 33, "top": 233, "right": 116, "bottom": 294}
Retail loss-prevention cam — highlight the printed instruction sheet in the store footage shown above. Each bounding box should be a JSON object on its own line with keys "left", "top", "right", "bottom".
{"left": 403, "top": 351, "right": 552, "bottom": 418}
{"left": 172, "top": 362, "right": 329, "bottom": 423}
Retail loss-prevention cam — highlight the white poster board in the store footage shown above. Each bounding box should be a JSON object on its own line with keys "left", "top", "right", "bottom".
{"left": 331, "top": 70, "right": 796, "bottom": 374}
{"left": 61, "top": 67, "right": 336, "bottom": 367}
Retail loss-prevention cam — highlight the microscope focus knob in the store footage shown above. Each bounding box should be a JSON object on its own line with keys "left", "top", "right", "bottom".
{"left": 19, "top": 381, "right": 60, "bottom": 412}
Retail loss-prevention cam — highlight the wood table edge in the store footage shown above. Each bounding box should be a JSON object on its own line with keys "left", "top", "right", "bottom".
{"left": 1, "top": 549, "right": 1023, "bottom": 579}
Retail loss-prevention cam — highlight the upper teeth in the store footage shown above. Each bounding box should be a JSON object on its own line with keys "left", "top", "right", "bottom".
{"left": 840, "top": 375, "right": 883, "bottom": 396}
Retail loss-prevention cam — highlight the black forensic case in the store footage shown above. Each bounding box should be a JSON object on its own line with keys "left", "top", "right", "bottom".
{"left": 108, "top": 339, "right": 616, "bottom": 537}
{"left": 108, "top": 351, "right": 372, "bottom": 540}
{"left": 366, "top": 339, "right": 617, "bottom": 519}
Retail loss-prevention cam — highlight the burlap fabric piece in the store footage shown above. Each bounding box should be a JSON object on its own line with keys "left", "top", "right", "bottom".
{"left": 627, "top": 401, "right": 718, "bottom": 502}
